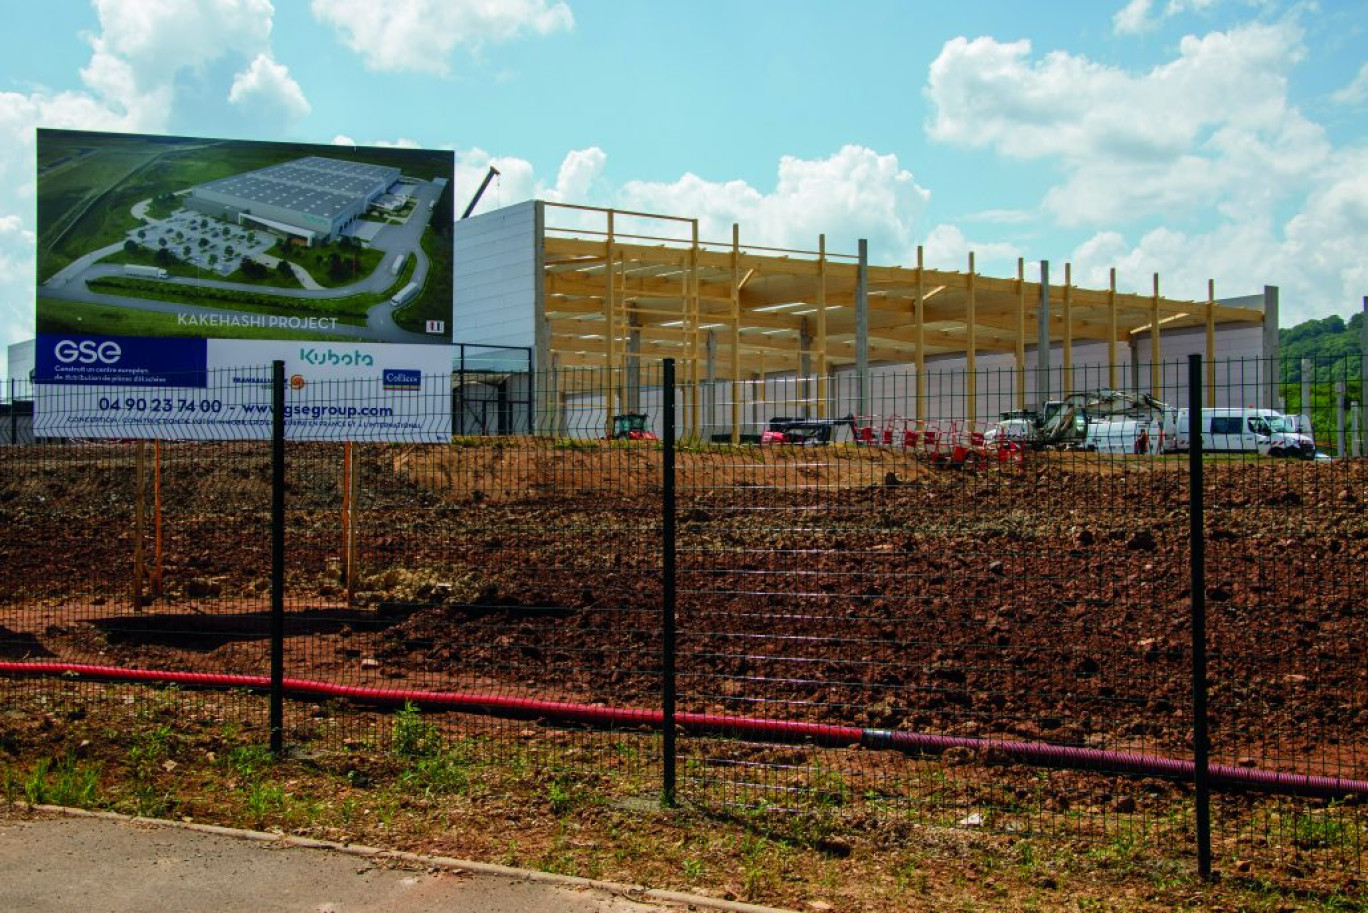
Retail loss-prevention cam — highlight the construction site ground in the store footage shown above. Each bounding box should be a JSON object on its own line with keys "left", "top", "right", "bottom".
{"left": 0, "top": 440, "right": 1364, "bottom": 911}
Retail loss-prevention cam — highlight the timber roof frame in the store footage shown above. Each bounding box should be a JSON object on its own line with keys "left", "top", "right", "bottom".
{"left": 539, "top": 202, "right": 1263, "bottom": 380}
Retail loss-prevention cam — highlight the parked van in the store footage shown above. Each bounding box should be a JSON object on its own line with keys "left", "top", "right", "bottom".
{"left": 1083, "top": 416, "right": 1164, "bottom": 454}
{"left": 1281, "top": 413, "right": 1315, "bottom": 441}
{"left": 1169, "top": 407, "right": 1314, "bottom": 458}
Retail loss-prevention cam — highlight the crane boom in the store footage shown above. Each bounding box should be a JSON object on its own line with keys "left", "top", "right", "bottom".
{"left": 461, "top": 166, "right": 501, "bottom": 219}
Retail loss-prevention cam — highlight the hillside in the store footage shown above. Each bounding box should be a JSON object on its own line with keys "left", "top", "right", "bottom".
{"left": 1277, "top": 312, "right": 1363, "bottom": 441}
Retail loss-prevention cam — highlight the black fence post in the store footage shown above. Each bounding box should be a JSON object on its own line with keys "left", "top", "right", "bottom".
{"left": 662, "top": 358, "right": 678, "bottom": 807}
{"left": 270, "top": 360, "right": 286, "bottom": 756}
{"left": 1188, "top": 353, "right": 1212, "bottom": 879}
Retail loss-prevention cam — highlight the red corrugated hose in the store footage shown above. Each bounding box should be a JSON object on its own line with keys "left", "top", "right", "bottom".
{"left": 2, "top": 660, "right": 1362, "bottom": 800}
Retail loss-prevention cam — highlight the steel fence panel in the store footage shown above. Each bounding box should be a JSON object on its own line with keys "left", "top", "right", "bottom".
{"left": 0, "top": 356, "right": 1361, "bottom": 877}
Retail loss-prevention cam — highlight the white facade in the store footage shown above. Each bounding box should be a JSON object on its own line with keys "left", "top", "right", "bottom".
{"left": 6, "top": 339, "right": 35, "bottom": 394}
{"left": 453, "top": 201, "right": 539, "bottom": 350}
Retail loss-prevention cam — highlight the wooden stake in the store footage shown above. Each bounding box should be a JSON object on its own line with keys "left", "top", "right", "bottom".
{"left": 153, "top": 439, "right": 163, "bottom": 596}
{"left": 134, "top": 441, "right": 147, "bottom": 608}
{"left": 343, "top": 442, "right": 358, "bottom": 600}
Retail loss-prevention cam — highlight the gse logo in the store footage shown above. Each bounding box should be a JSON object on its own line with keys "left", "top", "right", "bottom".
{"left": 54, "top": 339, "right": 122, "bottom": 365}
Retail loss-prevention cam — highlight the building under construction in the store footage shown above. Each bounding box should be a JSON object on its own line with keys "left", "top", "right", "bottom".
{"left": 454, "top": 201, "right": 1278, "bottom": 439}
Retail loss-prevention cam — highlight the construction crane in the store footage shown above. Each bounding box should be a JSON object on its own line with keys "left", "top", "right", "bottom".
{"left": 461, "top": 166, "right": 501, "bottom": 220}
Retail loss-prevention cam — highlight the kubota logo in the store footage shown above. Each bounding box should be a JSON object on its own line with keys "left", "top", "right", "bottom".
{"left": 54, "top": 339, "right": 122, "bottom": 365}
{"left": 298, "top": 346, "right": 374, "bottom": 367}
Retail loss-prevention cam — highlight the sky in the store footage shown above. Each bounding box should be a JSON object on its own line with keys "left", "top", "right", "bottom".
{"left": 1, "top": 0, "right": 1366, "bottom": 379}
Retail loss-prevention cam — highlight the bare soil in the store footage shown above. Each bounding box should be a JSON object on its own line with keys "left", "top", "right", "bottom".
{"left": 0, "top": 440, "right": 1364, "bottom": 908}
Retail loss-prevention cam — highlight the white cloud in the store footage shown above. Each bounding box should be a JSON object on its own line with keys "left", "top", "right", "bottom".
{"left": 963, "top": 208, "right": 1035, "bottom": 224}
{"left": 921, "top": 224, "right": 1023, "bottom": 272}
{"left": 452, "top": 145, "right": 933, "bottom": 268}
{"left": 310, "top": 0, "right": 573, "bottom": 75}
{"left": 1114, "top": 0, "right": 1158, "bottom": 34}
{"left": 1331, "top": 62, "right": 1368, "bottom": 106}
{"left": 615, "top": 145, "right": 931, "bottom": 262}
{"left": 1113, "top": 0, "right": 1221, "bottom": 35}
{"left": 926, "top": 22, "right": 1325, "bottom": 226}
{"left": 228, "top": 53, "right": 310, "bottom": 125}
{"left": 84, "top": 0, "right": 278, "bottom": 127}
{"left": 0, "top": 0, "right": 296, "bottom": 377}
{"left": 928, "top": 17, "right": 1365, "bottom": 324}
{"left": 1070, "top": 148, "right": 1368, "bottom": 322}
{"left": 548, "top": 147, "right": 607, "bottom": 203}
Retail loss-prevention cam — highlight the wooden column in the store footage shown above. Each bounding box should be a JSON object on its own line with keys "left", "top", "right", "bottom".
{"left": 1206, "top": 279, "right": 1217, "bottom": 408}
{"left": 688, "top": 219, "right": 701, "bottom": 436}
{"left": 730, "top": 224, "right": 742, "bottom": 443}
{"left": 1016, "top": 258, "right": 1026, "bottom": 410}
{"left": 1150, "top": 273, "right": 1162, "bottom": 398}
{"left": 817, "top": 235, "right": 829, "bottom": 419}
{"left": 604, "top": 211, "right": 617, "bottom": 436}
{"left": 966, "top": 252, "right": 977, "bottom": 422}
{"left": 1062, "top": 262, "right": 1073, "bottom": 393}
{"left": 1108, "top": 268, "right": 1118, "bottom": 390}
{"left": 916, "top": 246, "right": 927, "bottom": 420}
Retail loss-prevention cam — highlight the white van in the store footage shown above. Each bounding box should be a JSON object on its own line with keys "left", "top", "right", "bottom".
{"left": 1169, "top": 407, "right": 1314, "bottom": 458}
{"left": 1281, "top": 413, "right": 1315, "bottom": 441}
{"left": 1084, "top": 417, "right": 1147, "bottom": 454}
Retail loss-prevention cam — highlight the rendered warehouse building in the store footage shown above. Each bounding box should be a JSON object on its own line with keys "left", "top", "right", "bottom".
{"left": 185, "top": 156, "right": 400, "bottom": 245}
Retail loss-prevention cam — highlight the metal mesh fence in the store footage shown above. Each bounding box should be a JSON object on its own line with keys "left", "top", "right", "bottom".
{"left": 0, "top": 356, "right": 1362, "bottom": 878}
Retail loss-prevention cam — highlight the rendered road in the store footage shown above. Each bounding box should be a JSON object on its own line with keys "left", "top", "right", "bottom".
{"left": 0, "top": 814, "right": 784, "bottom": 913}
{"left": 41, "top": 179, "right": 444, "bottom": 345}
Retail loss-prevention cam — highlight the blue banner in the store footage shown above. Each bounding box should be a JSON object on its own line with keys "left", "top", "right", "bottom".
{"left": 35, "top": 334, "right": 208, "bottom": 388}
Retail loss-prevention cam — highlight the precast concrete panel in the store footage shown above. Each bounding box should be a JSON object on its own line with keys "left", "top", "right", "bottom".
{"left": 454, "top": 201, "right": 538, "bottom": 349}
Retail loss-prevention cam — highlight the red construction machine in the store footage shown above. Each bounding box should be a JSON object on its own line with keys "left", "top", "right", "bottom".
{"left": 610, "top": 413, "right": 659, "bottom": 441}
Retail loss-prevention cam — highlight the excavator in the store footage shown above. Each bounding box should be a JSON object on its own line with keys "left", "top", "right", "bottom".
{"left": 1027, "top": 390, "right": 1173, "bottom": 451}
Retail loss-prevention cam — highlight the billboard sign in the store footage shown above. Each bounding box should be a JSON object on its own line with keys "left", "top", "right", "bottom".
{"left": 34, "top": 128, "right": 456, "bottom": 441}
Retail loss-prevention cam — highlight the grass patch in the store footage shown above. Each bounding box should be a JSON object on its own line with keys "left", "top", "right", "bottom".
{"left": 392, "top": 702, "right": 441, "bottom": 760}
{"left": 0, "top": 677, "right": 1363, "bottom": 913}
{"left": 393, "top": 226, "right": 452, "bottom": 337}
{"left": 19, "top": 755, "right": 102, "bottom": 808}
{"left": 297, "top": 242, "right": 387, "bottom": 290}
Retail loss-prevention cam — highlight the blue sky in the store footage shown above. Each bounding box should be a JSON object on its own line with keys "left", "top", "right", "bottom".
{"left": 2, "top": 0, "right": 1366, "bottom": 378}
